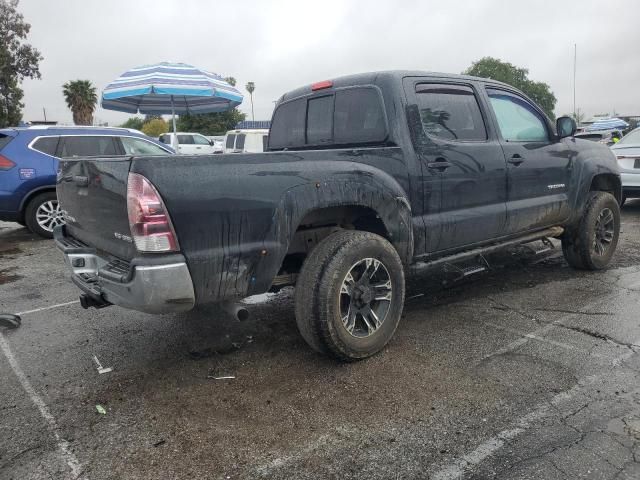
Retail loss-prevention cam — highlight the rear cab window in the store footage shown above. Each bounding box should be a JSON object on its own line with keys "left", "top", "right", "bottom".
{"left": 235, "top": 134, "right": 246, "bottom": 150}
{"left": 225, "top": 134, "right": 236, "bottom": 149}
{"left": 268, "top": 86, "right": 388, "bottom": 150}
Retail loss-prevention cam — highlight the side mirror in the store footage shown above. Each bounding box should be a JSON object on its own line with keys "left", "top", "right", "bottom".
{"left": 209, "top": 140, "right": 214, "bottom": 146}
{"left": 556, "top": 116, "right": 576, "bottom": 139}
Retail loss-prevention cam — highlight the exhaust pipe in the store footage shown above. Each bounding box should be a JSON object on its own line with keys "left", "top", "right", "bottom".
{"left": 220, "top": 302, "right": 250, "bottom": 321}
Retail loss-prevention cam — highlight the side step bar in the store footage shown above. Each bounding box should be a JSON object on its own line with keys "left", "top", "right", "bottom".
{"left": 411, "top": 226, "right": 564, "bottom": 275}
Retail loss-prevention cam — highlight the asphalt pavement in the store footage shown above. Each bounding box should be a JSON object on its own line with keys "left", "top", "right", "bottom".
{"left": 1, "top": 204, "right": 640, "bottom": 480}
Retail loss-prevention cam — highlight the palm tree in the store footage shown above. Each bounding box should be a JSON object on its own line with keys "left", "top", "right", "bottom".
{"left": 245, "top": 82, "right": 255, "bottom": 121}
{"left": 62, "top": 80, "right": 97, "bottom": 125}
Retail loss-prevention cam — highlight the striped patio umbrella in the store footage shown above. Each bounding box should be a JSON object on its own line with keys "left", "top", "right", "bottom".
{"left": 585, "top": 118, "right": 629, "bottom": 131}
{"left": 101, "top": 62, "right": 243, "bottom": 147}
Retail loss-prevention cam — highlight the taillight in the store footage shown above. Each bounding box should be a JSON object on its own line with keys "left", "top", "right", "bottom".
{"left": 0, "top": 154, "right": 15, "bottom": 170}
{"left": 127, "top": 172, "right": 179, "bottom": 253}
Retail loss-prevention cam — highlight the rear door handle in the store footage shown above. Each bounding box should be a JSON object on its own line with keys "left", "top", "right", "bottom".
{"left": 427, "top": 158, "right": 452, "bottom": 171}
{"left": 508, "top": 154, "right": 525, "bottom": 166}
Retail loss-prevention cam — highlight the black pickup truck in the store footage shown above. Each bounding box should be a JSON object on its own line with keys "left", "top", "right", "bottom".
{"left": 55, "top": 71, "right": 621, "bottom": 361}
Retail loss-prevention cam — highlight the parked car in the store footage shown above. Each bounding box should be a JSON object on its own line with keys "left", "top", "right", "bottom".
{"left": 55, "top": 71, "right": 621, "bottom": 361}
{"left": 223, "top": 129, "right": 269, "bottom": 153}
{"left": 575, "top": 129, "right": 623, "bottom": 146}
{"left": 206, "top": 136, "right": 225, "bottom": 153}
{"left": 0, "top": 126, "right": 172, "bottom": 238}
{"left": 159, "top": 132, "right": 221, "bottom": 154}
{"left": 610, "top": 127, "right": 640, "bottom": 205}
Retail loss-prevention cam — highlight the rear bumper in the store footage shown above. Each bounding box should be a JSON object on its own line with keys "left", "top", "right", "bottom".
{"left": 54, "top": 226, "right": 195, "bottom": 314}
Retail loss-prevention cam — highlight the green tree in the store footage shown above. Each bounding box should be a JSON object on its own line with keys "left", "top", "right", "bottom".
{"left": 119, "top": 117, "right": 144, "bottom": 130}
{"left": 0, "top": 0, "right": 43, "bottom": 127}
{"left": 141, "top": 117, "right": 168, "bottom": 137}
{"left": 245, "top": 81, "right": 255, "bottom": 121}
{"left": 176, "top": 109, "right": 246, "bottom": 136}
{"left": 62, "top": 80, "right": 97, "bottom": 125}
{"left": 224, "top": 76, "right": 236, "bottom": 87}
{"left": 464, "top": 57, "right": 557, "bottom": 119}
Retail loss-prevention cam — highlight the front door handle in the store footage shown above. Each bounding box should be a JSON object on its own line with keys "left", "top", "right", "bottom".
{"left": 427, "top": 157, "right": 452, "bottom": 171}
{"left": 508, "top": 154, "right": 525, "bottom": 166}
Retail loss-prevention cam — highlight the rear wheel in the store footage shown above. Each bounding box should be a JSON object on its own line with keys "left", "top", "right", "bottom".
{"left": 562, "top": 191, "right": 620, "bottom": 270}
{"left": 294, "top": 230, "right": 405, "bottom": 361}
{"left": 24, "top": 192, "right": 64, "bottom": 239}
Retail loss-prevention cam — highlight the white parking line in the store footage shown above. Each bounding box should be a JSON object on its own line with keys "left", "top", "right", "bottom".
{"left": 431, "top": 334, "right": 640, "bottom": 479}
{"left": 0, "top": 332, "right": 84, "bottom": 479}
{"left": 482, "top": 321, "right": 608, "bottom": 358}
{"left": 15, "top": 300, "right": 80, "bottom": 316}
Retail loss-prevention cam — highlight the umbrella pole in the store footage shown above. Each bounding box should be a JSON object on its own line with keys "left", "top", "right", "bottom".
{"left": 171, "top": 95, "right": 178, "bottom": 152}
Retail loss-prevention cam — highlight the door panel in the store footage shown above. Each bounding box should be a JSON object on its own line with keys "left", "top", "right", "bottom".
{"left": 485, "top": 88, "right": 572, "bottom": 234}
{"left": 405, "top": 80, "right": 507, "bottom": 253}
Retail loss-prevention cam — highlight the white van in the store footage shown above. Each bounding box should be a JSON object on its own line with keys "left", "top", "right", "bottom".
{"left": 159, "top": 132, "right": 223, "bottom": 154}
{"left": 223, "top": 129, "right": 269, "bottom": 154}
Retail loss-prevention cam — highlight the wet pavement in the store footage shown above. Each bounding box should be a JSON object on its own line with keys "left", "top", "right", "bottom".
{"left": 1, "top": 204, "right": 640, "bottom": 480}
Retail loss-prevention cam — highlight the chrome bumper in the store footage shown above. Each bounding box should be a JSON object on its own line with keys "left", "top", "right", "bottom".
{"left": 54, "top": 226, "right": 195, "bottom": 314}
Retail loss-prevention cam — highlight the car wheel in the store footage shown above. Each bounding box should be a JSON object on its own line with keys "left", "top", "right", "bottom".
{"left": 294, "top": 230, "right": 405, "bottom": 361}
{"left": 561, "top": 191, "right": 620, "bottom": 270}
{"left": 24, "top": 192, "right": 65, "bottom": 239}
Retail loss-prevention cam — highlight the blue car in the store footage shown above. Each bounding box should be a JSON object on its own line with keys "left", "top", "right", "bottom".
{"left": 0, "top": 126, "right": 173, "bottom": 238}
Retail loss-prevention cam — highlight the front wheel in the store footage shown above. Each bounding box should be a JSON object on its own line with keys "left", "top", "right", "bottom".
{"left": 562, "top": 191, "right": 620, "bottom": 270}
{"left": 294, "top": 230, "right": 405, "bottom": 361}
{"left": 24, "top": 192, "right": 64, "bottom": 239}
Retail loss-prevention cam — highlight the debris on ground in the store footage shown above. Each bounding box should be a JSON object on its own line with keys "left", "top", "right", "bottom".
{"left": 207, "top": 375, "right": 236, "bottom": 380}
{"left": 96, "top": 405, "right": 107, "bottom": 415}
{"left": 93, "top": 355, "right": 113, "bottom": 374}
{"left": 153, "top": 439, "right": 166, "bottom": 447}
{"left": 0, "top": 313, "right": 21, "bottom": 329}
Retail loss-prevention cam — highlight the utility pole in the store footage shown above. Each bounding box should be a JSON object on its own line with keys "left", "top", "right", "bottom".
{"left": 573, "top": 43, "right": 577, "bottom": 120}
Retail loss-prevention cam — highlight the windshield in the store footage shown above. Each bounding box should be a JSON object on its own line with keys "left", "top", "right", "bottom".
{"left": 617, "top": 129, "right": 640, "bottom": 145}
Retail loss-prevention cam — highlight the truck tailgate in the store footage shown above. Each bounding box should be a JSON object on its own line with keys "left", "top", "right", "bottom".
{"left": 56, "top": 157, "right": 136, "bottom": 260}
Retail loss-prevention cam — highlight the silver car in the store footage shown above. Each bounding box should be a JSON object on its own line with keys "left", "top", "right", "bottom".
{"left": 610, "top": 127, "right": 640, "bottom": 205}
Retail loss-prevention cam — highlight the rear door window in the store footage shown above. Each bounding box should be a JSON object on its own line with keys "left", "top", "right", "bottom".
{"left": 60, "top": 136, "right": 119, "bottom": 157}
{"left": 415, "top": 84, "right": 487, "bottom": 141}
{"left": 177, "top": 134, "right": 194, "bottom": 145}
{"left": 225, "top": 134, "right": 236, "bottom": 149}
{"left": 32, "top": 136, "right": 60, "bottom": 156}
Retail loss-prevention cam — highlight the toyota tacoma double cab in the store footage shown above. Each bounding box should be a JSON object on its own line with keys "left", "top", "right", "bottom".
{"left": 55, "top": 71, "right": 621, "bottom": 361}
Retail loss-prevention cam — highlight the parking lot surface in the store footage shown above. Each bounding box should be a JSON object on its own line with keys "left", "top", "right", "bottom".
{"left": 1, "top": 205, "right": 640, "bottom": 480}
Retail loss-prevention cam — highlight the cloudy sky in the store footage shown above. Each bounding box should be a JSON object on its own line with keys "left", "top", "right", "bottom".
{"left": 17, "top": 0, "right": 640, "bottom": 125}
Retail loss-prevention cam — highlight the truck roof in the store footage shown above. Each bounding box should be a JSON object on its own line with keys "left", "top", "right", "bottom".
{"left": 278, "top": 70, "right": 513, "bottom": 103}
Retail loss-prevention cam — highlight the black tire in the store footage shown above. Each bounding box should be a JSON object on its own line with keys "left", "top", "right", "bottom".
{"left": 562, "top": 191, "right": 620, "bottom": 270}
{"left": 24, "top": 191, "right": 63, "bottom": 239}
{"left": 294, "top": 230, "right": 405, "bottom": 361}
